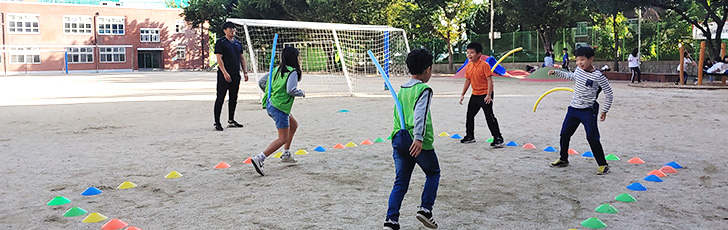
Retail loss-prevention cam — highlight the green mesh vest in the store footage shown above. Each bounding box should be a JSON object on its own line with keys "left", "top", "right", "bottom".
{"left": 262, "top": 66, "right": 296, "bottom": 114}
{"left": 391, "top": 82, "right": 434, "bottom": 150}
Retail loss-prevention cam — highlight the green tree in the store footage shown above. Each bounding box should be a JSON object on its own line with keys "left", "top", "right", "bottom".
{"left": 643, "top": 0, "right": 727, "bottom": 60}
{"left": 415, "top": 0, "right": 477, "bottom": 72}
{"left": 498, "top": 0, "right": 589, "bottom": 53}
{"left": 588, "top": 0, "right": 643, "bottom": 70}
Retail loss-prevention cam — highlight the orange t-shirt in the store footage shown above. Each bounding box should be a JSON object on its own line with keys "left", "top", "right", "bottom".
{"left": 465, "top": 58, "right": 493, "bottom": 95}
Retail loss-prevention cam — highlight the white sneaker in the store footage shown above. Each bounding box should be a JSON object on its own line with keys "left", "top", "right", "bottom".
{"left": 280, "top": 151, "right": 297, "bottom": 163}
{"left": 251, "top": 155, "right": 265, "bottom": 176}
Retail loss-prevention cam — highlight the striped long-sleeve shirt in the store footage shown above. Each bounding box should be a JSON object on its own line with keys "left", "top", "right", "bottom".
{"left": 554, "top": 67, "right": 613, "bottom": 113}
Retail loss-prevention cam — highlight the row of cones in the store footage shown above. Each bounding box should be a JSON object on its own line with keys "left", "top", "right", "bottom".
{"left": 48, "top": 197, "right": 141, "bottom": 229}
{"left": 581, "top": 161, "right": 683, "bottom": 229}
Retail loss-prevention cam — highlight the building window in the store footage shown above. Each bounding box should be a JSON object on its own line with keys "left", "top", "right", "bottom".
{"left": 63, "top": 16, "right": 93, "bottom": 34}
{"left": 140, "top": 28, "right": 160, "bottom": 42}
{"left": 176, "top": 46, "right": 186, "bottom": 60}
{"left": 175, "top": 19, "right": 186, "bottom": 33}
{"left": 66, "top": 47, "right": 94, "bottom": 63}
{"left": 9, "top": 47, "right": 41, "bottom": 64}
{"left": 98, "top": 16, "right": 125, "bottom": 35}
{"left": 100, "top": 47, "right": 126, "bottom": 63}
{"left": 8, "top": 14, "right": 40, "bottom": 34}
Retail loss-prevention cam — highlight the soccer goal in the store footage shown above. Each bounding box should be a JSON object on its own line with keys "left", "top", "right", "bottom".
{"left": 228, "top": 19, "right": 410, "bottom": 96}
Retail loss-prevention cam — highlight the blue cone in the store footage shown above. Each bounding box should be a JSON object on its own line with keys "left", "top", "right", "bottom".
{"left": 314, "top": 146, "right": 326, "bottom": 152}
{"left": 505, "top": 141, "right": 518, "bottom": 147}
{"left": 81, "top": 187, "right": 102, "bottom": 196}
{"left": 582, "top": 151, "right": 594, "bottom": 157}
{"left": 543, "top": 146, "right": 557, "bottom": 152}
{"left": 627, "top": 182, "right": 648, "bottom": 191}
{"left": 451, "top": 134, "right": 462, "bottom": 139}
{"left": 644, "top": 175, "right": 663, "bottom": 182}
{"left": 337, "top": 109, "right": 350, "bottom": 113}
{"left": 665, "top": 161, "right": 683, "bottom": 169}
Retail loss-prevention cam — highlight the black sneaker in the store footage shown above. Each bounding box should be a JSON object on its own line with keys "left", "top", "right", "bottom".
{"left": 383, "top": 219, "right": 400, "bottom": 230}
{"left": 214, "top": 123, "right": 223, "bottom": 131}
{"left": 491, "top": 136, "right": 505, "bottom": 148}
{"left": 460, "top": 136, "right": 476, "bottom": 144}
{"left": 416, "top": 207, "right": 438, "bottom": 229}
{"left": 550, "top": 159, "right": 569, "bottom": 167}
{"left": 227, "top": 120, "right": 244, "bottom": 128}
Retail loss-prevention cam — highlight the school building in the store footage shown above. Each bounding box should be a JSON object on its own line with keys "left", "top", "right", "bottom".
{"left": 0, "top": 1, "right": 209, "bottom": 75}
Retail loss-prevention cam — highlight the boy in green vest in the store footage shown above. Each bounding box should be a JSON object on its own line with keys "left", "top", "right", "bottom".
{"left": 384, "top": 49, "right": 440, "bottom": 230}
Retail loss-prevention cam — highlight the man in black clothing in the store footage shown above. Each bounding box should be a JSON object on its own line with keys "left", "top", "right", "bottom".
{"left": 213, "top": 21, "right": 249, "bottom": 131}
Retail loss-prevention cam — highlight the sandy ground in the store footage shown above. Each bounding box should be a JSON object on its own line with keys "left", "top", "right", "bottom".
{"left": 0, "top": 72, "right": 727, "bottom": 229}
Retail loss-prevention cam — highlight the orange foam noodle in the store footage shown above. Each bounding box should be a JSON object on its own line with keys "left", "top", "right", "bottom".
{"left": 360, "top": 139, "right": 374, "bottom": 145}
{"left": 243, "top": 157, "right": 252, "bottom": 164}
{"left": 647, "top": 169, "right": 667, "bottom": 177}
{"left": 333, "top": 143, "right": 346, "bottom": 149}
{"left": 214, "top": 161, "right": 231, "bottom": 169}
{"left": 628, "top": 157, "right": 645, "bottom": 164}
{"left": 568, "top": 149, "right": 579, "bottom": 155}
{"left": 660, "top": 166, "right": 678, "bottom": 174}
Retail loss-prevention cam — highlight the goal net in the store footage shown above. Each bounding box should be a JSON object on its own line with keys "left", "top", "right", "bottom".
{"left": 228, "top": 19, "right": 410, "bottom": 96}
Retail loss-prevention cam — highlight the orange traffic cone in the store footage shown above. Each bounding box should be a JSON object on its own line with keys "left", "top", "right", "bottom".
{"left": 214, "top": 161, "right": 231, "bottom": 169}
{"left": 627, "top": 157, "right": 645, "bottom": 164}
{"left": 647, "top": 169, "right": 666, "bottom": 177}
{"left": 333, "top": 143, "right": 346, "bottom": 149}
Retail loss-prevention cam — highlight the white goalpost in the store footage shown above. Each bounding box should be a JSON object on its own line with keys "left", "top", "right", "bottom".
{"left": 228, "top": 18, "right": 411, "bottom": 96}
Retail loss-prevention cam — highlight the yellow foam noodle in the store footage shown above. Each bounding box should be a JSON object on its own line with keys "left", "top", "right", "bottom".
{"left": 533, "top": 87, "right": 575, "bottom": 112}
{"left": 491, "top": 47, "right": 523, "bottom": 71}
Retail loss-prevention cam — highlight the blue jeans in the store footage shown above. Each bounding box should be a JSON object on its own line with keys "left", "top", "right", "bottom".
{"left": 266, "top": 103, "right": 289, "bottom": 129}
{"left": 386, "top": 131, "right": 440, "bottom": 221}
{"left": 559, "top": 106, "right": 607, "bottom": 166}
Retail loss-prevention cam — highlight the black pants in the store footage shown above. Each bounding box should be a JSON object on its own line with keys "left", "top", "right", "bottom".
{"left": 562, "top": 63, "right": 569, "bottom": 71}
{"left": 214, "top": 72, "right": 241, "bottom": 124}
{"left": 465, "top": 94, "right": 501, "bottom": 138}
{"left": 630, "top": 67, "right": 641, "bottom": 83}
{"left": 559, "top": 106, "right": 608, "bottom": 166}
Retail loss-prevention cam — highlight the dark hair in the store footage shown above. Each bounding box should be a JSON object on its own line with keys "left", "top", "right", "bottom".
{"left": 466, "top": 43, "right": 483, "bottom": 53}
{"left": 631, "top": 48, "right": 638, "bottom": 57}
{"left": 574, "top": 46, "right": 595, "bottom": 58}
{"left": 222, "top": 22, "right": 236, "bottom": 33}
{"left": 545, "top": 52, "right": 551, "bottom": 57}
{"left": 406, "top": 49, "right": 433, "bottom": 75}
{"left": 563, "top": 48, "right": 568, "bottom": 51}
{"left": 279, "top": 46, "right": 302, "bottom": 81}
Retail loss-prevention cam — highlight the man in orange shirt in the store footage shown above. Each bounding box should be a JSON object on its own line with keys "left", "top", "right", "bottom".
{"left": 458, "top": 43, "right": 504, "bottom": 147}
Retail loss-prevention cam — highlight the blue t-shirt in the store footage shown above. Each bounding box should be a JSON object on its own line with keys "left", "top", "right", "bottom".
{"left": 562, "top": 53, "right": 569, "bottom": 64}
{"left": 214, "top": 38, "right": 244, "bottom": 75}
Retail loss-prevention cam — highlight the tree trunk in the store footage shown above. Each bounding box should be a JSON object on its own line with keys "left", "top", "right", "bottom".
{"left": 447, "top": 36, "right": 454, "bottom": 73}
{"left": 537, "top": 28, "right": 553, "bottom": 53}
{"left": 612, "top": 13, "right": 620, "bottom": 72}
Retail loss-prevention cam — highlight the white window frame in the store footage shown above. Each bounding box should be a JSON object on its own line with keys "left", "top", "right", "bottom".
{"left": 175, "top": 19, "right": 186, "bottom": 33}
{"left": 97, "top": 16, "right": 125, "bottom": 35}
{"left": 9, "top": 47, "right": 41, "bottom": 64}
{"left": 7, "top": 13, "right": 40, "bottom": 34}
{"left": 100, "top": 47, "right": 126, "bottom": 63}
{"left": 175, "top": 46, "right": 186, "bottom": 60}
{"left": 66, "top": 47, "right": 94, "bottom": 64}
{"left": 63, "top": 15, "right": 93, "bottom": 35}
{"left": 140, "top": 28, "right": 160, "bottom": 42}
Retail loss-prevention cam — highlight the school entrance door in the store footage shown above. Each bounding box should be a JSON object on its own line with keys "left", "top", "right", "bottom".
{"left": 137, "top": 51, "right": 163, "bottom": 69}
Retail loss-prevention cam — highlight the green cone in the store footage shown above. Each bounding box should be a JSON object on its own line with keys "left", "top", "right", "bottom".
{"left": 374, "top": 137, "right": 386, "bottom": 143}
{"left": 595, "top": 204, "right": 619, "bottom": 214}
{"left": 63, "top": 207, "right": 88, "bottom": 217}
{"left": 486, "top": 137, "right": 494, "bottom": 143}
{"left": 386, "top": 135, "right": 393, "bottom": 140}
{"left": 581, "top": 217, "right": 607, "bottom": 229}
{"left": 46, "top": 196, "right": 71, "bottom": 206}
{"left": 615, "top": 193, "right": 636, "bottom": 202}
{"left": 605, "top": 154, "right": 620, "bottom": 161}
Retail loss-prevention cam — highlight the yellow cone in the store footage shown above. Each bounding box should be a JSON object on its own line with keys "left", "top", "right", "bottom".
{"left": 272, "top": 152, "right": 283, "bottom": 158}
{"left": 164, "top": 171, "right": 182, "bottom": 179}
{"left": 294, "top": 149, "right": 308, "bottom": 155}
{"left": 82, "top": 212, "right": 108, "bottom": 223}
{"left": 117, "top": 181, "right": 137, "bottom": 189}
{"left": 345, "top": 142, "right": 357, "bottom": 147}
{"left": 438, "top": 132, "right": 449, "bottom": 137}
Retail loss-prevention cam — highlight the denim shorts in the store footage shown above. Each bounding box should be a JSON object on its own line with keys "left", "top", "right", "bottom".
{"left": 266, "top": 104, "right": 290, "bottom": 129}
